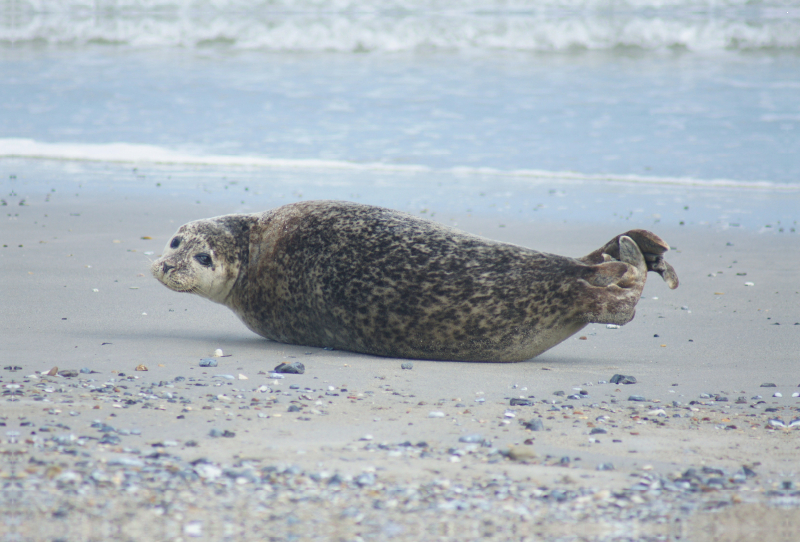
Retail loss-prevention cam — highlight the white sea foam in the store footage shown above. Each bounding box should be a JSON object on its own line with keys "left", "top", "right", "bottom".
{"left": 2, "top": 1, "right": 799, "bottom": 52}
{"left": 1, "top": 138, "right": 792, "bottom": 190}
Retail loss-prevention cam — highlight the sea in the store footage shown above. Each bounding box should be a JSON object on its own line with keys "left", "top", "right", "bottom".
{"left": 1, "top": 0, "right": 798, "bottom": 230}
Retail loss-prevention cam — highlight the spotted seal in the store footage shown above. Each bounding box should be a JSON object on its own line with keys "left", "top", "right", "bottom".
{"left": 151, "top": 200, "right": 678, "bottom": 362}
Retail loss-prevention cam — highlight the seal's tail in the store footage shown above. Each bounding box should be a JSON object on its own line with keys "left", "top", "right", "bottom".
{"left": 580, "top": 229, "right": 679, "bottom": 289}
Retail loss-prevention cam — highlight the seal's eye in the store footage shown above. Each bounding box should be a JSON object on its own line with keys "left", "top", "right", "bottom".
{"left": 194, "top": 253, "right": 213, "bottom": 267}
{"left": 170, "top": 237, "right": 181, "bottom": 249}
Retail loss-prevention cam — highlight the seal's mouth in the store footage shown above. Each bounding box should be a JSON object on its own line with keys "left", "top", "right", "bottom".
{"left": 151, "top": 260, "right": 195, "bottom": 293}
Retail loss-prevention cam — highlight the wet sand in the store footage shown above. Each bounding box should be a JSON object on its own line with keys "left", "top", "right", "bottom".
{"left": 1, "top": 178, "right": 799, "bottom": 541}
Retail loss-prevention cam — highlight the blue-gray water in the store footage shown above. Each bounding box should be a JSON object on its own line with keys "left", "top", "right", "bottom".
{"left": 1, "top": 0, "right": 799, "bottom": 221}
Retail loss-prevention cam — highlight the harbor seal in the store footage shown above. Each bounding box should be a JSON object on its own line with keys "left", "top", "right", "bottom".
{"left": 151, "top": 200, "right": 678, "bottom": 362}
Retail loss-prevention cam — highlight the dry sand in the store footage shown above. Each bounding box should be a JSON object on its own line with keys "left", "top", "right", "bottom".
{"left": 1, "top": 178, "right": 799, "bottom": 541}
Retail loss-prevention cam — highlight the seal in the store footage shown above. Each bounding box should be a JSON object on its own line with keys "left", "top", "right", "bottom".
{"left": 151, "top": 200, "right": 679, "bottom": 362}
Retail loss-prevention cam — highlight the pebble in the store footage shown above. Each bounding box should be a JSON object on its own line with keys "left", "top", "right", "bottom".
{"left": 597, "top": 463, "right": 615, "bottom": 471}
{"left": 628, "top": 395, "right": 646, "bottom": 402}
{"left": 274, "top": 361, "right": 305, "bottom": 374}
{"left": 428, "top": 412, "right": 445, "bottom": 418}
{"left": 773, "top": 392, "right": 783, "bottom": 398}
{"left": 506, "top": 445, "right": 537, "bottom": 462}
{"left": 401, "top": 362, "right": 413, "bottom": 370}
{"left": 458, "top": 434, "right": 484, "bottom": 443}
{"left": 510, "top": 398, "right": 532, "bottom": 406}
{"left": 199, "top": 358, "right": 218, "bottom": 367}
{"left": 80, "top": 367, "right": 92, "bottom": 374}
{"left": 606, "top": 324, "right": 620, "bottom": 329}
{"left": 760, "top": 383, "right": 777, "bottom": 387}
{"left": 58, "top": 370, "right": 78, "bottom": 378}
{"left": 134, "top": 364, "right": 148, "bottom": 371}
{"left": 610, "top": 374, "right": 637, "bottom": 385}
{"left": 524, "top": 419, "right": 544, "bottom": 431}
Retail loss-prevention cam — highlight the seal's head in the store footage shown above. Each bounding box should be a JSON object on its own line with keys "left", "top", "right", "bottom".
{"left": 151, "top": 216, "right": 250, "bottom": 305}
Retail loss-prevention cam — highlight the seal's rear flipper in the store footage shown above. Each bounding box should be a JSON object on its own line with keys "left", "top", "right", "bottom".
{"left": 580, "top": 229, "right": 679, "bottom": 290}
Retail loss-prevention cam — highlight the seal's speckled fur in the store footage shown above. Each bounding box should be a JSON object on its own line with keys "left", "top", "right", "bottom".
{"left": 152, "top": 200, "right": 679, "bottom": 362}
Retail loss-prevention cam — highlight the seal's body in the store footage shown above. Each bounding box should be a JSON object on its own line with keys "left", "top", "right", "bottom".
{"left": 152, "top": 201, "right": 678, "bottom": 362}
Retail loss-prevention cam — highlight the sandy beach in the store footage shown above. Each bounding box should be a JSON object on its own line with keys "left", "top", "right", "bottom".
{"left": 1, "top": 164, "right": 798, "bottom": 541}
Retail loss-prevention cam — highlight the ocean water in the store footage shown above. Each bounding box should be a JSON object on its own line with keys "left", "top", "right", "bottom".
{"left": 1, "top": 0, "right": 798, "bottom": 228}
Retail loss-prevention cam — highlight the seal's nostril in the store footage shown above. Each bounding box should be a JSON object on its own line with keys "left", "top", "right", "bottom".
{"left": 162, "top": 263, "right": 175, "bottom": 273}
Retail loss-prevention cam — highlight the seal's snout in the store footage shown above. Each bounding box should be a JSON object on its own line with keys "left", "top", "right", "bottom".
{"left": 162, "top": 263, "right": 175, "bottom": 273}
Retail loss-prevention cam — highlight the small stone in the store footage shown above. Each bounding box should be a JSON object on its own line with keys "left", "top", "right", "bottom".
{"left": 58, "top": 370, "right": 78, "bottom": 378}
{"left": 80, "top": 367, "right": 92, "bottom": 374}
{"left": 213, "top": 349, "right": 224, "bottom": 357}
{"left": 199, "top": 358, "right": 218, "bottom": 368}
{"left": 274, "top": 361, "right": 305, "bottom": 374}
{"left": 135, "top": 364, "right": 148, "bottom": 371}
{"left": 507, "top": 445, "right": 537, "bottom": 462}
{"left": 510, "top": 398, "right": 532, "bottom": 406}
{"left": 428, "top": 412, "right": 445, "bottom": 418}
{"left": 209, "top": 428, "right": 223, "bottom": 438}
{"left": 355, "top": 473, "right": 375, "bottom": 487}
{"left": 401, "top": 362, "right": 413, "bottom": 370}
{"left": 524, "top": 418, "right": 544, "bottom": 431}
{"left": 744, "top": 282, "right": 754, "bottom": 286}
{"left": 767, "top": 419, "right": 786, "bottom": 428}
{"left": 597, "top": 462, "right": 615, "bottom": 471}
{"left": 606, "top": 324, "right": 620, "bottom": 329}
{"left": 628, "top": 395, "right": 646, "bottom": 402}
{"left": 458, "top": 434, "right": 484, "bottom": 443}
{"left": 760, "top": 383, "right": 777, "bottom": 387}
{"left": 773, "top": 392, "right": 783, "bottom": 398}
{"left": 590, "top": 428, "right": 607, "bottom": 435}
{"left": 610, "top": 374, "right": 637, "bottom": 385}
{"left": 553, "top": 391, "right": 565, "bottom": 396}
{"left": 46, "top": 367, "right": 58, "bottom": 376}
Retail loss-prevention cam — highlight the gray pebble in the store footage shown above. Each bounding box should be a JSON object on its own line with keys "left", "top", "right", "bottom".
{"left": 80, "top": 367, "right": 92, "bottom": 374}
{"left": 597, "top": 463, "right": 615, "bottom": 471}
{"left": 401, "top": 362, "right": 413, "bottom": 370}
{"left": 510, "top": 398, "right": 532, "bottom": 406}
{"left": 610, "top": 374, "right": 637, "bottom": 385}
{"left": 458, "top": 434, "right": 484, "bottom": 443}
{"left": 58, "top": 370, "right": 78, "bottom": 378}
{"left": 274, "top": 361, "right": 305, "bottom": 374}
{"left": 199, "top": 358, "right": 218, "bottom": 368}
{"left": 590, "top": 428, "right": 607, "bottom": 435}
{"left": 524, "top": 419, "right": 545, "bottom": 431}
{"left": 355, "top": 473, "right": 375, "bottom": 487}
{"left": 628, "top": 395, "right": 646, "bottom": 402}
{"left": 760, "top": 383, "right": 777, "bottom": 387}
